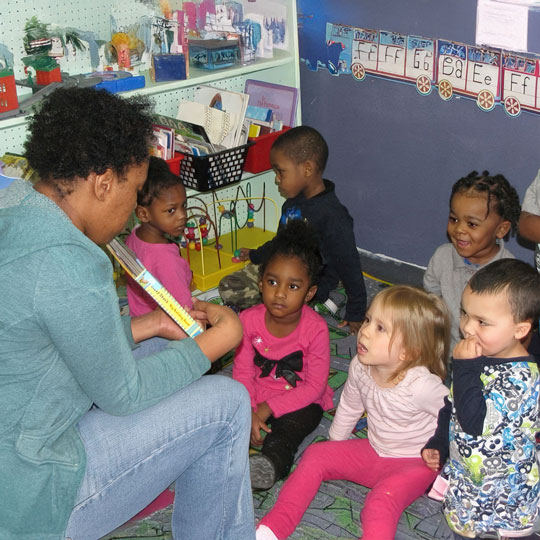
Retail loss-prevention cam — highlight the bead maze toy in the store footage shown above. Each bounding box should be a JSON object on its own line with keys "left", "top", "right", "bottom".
{"left": 180, "top": 182, "right": 279, "bottom": 291}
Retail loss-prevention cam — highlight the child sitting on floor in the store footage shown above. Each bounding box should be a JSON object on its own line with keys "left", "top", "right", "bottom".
{"left": 219, "top": 125, "right": 367, "bottom": 334}
{"left": 125, "top": 156, "right": 192, "bottom": 316}
{"left": 422, "top": 259, "right": 540, "bottom": 539}
{"left": 233, "top": 219, "right": 334, "bottom": 491}
{"left": 256, "top": 285, "right": 450, "bottom": 540}
{"left": 424, "top": 170, "right": 520, "bottom": 349}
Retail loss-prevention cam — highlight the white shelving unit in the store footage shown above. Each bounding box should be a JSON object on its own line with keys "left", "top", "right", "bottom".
{"left": 0, "top": 0, "right": 300, "bottom": 228}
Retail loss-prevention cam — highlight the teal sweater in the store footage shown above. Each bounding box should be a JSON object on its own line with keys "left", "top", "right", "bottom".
{"left": 0, "top": 180, "right": 211, "bottom": 539}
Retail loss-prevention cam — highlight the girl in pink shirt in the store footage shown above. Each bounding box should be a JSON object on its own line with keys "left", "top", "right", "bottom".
{"left": 125, "top": 157, "right": 192, "bottom": 316}
{"left": 256, "top": 285, "right": 450, "bottom": 540}
{"left": 233, "top": 220, "right": 333, "bottom": 491}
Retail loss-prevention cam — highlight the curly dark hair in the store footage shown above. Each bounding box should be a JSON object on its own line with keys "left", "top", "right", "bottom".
{"left": 259, "top": 219, "right": 322, "bottom": 286}
{"left": 450, "top": 170, "right": 521, "bottom": 235}
{"left": 137, "top": 156, "right": 184, "bottom": 207}
{"left": 271, "top": 125, "right": 329, "bottom": 174}
{"left": 24, "top": 87, "right": 154, "bottom": 187}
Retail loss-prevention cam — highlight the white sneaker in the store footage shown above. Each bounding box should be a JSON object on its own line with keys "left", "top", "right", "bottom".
{"left": 256, "top": 524, "right": 279, "bottom": 540}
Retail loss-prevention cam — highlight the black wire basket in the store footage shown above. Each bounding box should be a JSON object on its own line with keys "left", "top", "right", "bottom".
{"left": 177, "top": 142, "right": 253, "bottom": 192}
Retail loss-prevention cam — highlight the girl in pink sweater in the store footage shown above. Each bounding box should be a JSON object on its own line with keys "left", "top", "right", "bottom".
{"left": 125, "top": 157, "right": 192, "bottom": 316}
{"left": 256, "top": 285, "right": 451, "bottom": 540}
{"left": 233, "top": 219, "right": 334, "bottom": 491}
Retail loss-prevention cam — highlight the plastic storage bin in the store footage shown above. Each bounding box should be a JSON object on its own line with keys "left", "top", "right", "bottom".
{"left": 166, "top": 153, "right": 185, "bottom": 175}
{"left": 177, "top": 143, "right": 251, "bottom": 192}
{"left": 243, "top": 126, "right": 291, "bottom": 173}
{"left": 188, "top": 39, "right": 241, "bottom": 70}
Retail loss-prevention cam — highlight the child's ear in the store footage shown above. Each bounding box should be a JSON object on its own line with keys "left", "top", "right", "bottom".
{"left": 495, "top": 220, "right": 511, "bottom": 239}
{"left": 305, "top": 285, "right": 317, "bottom": 303}
{"left": 303, "top": 159, "right": 315, "bottom": 178}
{"left": 135, "top": 205, "right": 150, "bottom": 222}
{"left": 398, "top": 347, "right": 415, "bottom": 363}
{"left": 515, "top": 320, "right": 532, "bottom": 341}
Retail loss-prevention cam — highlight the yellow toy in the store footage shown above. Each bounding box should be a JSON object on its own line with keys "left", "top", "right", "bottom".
{"left": 180, "top": 183, "right": 279, "bottom": 291}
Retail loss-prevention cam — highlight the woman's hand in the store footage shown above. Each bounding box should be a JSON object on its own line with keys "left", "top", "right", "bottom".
{"left": 131, "top": 303, "right": 209, "bottom": 343}
{"left": 132, "top": 301, "right": 242, "bottom": 362}
{"left": 193, "top": 300, "right": 243, "bottom": 362}
{"left": 186, "top": 302, "right": 208, "bottom": 330}
{"left": 131, "top": 308, "right": 189, "bottom": 343}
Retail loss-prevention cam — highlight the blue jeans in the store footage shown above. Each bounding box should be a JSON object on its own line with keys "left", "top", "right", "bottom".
{"left": 65, "top": 338, "right": 255, "bottom": 540}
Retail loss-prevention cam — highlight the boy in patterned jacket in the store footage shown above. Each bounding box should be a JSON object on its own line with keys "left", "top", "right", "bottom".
{"left": 422, "top": 259, "right": 540, "bottom": 539}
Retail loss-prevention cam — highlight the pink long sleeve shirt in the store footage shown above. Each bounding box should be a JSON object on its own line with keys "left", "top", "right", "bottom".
{"left": 125, "top": 226, "right": 193, "bottom": 316}
{"left": 233, "top": 304, "right": 334, "bottom": 418}
{"left": 329, "top": 357, "right": 448, "bottom": 457}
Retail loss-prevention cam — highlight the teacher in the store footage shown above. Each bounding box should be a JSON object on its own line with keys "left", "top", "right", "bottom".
{"left": 0, "top": 87, "right": 254, "bottom": 540}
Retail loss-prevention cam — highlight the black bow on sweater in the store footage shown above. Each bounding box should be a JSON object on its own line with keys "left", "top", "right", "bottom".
{"left": 253, "top": 347, "right": 303, "bottom": 387}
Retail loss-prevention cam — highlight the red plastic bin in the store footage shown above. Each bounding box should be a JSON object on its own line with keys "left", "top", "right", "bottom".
{"left": 166, "top": 153, "right": 185, "bottom": 176}
{"left": 243, "top": 126, "right": 291, "bottom": 174}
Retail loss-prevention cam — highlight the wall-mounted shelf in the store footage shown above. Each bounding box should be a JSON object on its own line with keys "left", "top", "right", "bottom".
{"left": 1, "top": 49, "right": 298, "bottom": 131}
{"left": 0, "top": 0, "right": 299, "bottom": 234}
{"left": 127, "top": 49, "right": 296, "bottom": 97}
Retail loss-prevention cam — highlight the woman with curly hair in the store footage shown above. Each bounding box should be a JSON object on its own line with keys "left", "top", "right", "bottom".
{"left": 0, "top": 87, "right": 254, "bottom": 540}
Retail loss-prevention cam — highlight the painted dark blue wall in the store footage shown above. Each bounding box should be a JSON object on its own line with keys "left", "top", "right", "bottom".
{"left": 297, "top": 0, "right": 540, "bottom": 267}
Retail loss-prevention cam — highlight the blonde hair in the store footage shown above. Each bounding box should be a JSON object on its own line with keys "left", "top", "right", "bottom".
{"left": 371, "top": 285, "right": 450, "bottom": 382}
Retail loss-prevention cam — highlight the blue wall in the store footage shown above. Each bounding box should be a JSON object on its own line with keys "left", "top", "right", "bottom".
{"left": 297, "top": 0, "right": 540, "bottom": 267}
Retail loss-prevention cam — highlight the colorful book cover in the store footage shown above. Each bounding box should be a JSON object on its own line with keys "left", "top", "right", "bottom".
{"left": 244, "top": 79, "right": 298, "bottom": 127}
{"left": 107, "top": 238, "right": 203, "bottom": 338}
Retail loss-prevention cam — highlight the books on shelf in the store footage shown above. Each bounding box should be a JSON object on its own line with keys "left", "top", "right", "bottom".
{"left": 152, "top": 124, "right": 174, "bottom": 160}
{"left": 193, "top": 85, "right": 250, "bottom": 146}
{"left": 246, "top": 104, "right": 273, "bottom": 122}
{"left": 107, "top": 238, "right": 203, "bottom": 338}
{"left": 176, "top": 84, "right": 250, "bottom": 149}
{"left": 245, "top": 79, "right": 298, "bottom": 128}
{"left": 152, "top": 113, "right": 216, "bottom": 157}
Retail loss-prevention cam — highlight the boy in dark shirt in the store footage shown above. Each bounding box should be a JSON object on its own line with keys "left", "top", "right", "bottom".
{"left": 219, "top": 126, "right": 366, "bottom": 333}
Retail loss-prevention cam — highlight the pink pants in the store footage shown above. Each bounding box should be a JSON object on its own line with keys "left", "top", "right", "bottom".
{"left": 259, "top": 438, "right": 437, "bottom": 540}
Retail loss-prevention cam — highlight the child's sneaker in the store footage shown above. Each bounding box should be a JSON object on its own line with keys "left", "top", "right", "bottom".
{"left": 249, "top": 454, "right": 276, "bottom": 490}
{"left": 313, "top": 290, "right": 347, "bottom": 320}
{"left": 313, "top": 298, "right": 341, "bottom": 320}
{"left": 256, "top": 524, "right": 279, "bottom": 540}
{"left": 427, "top": 474, "right": 449, "bottom": 501}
